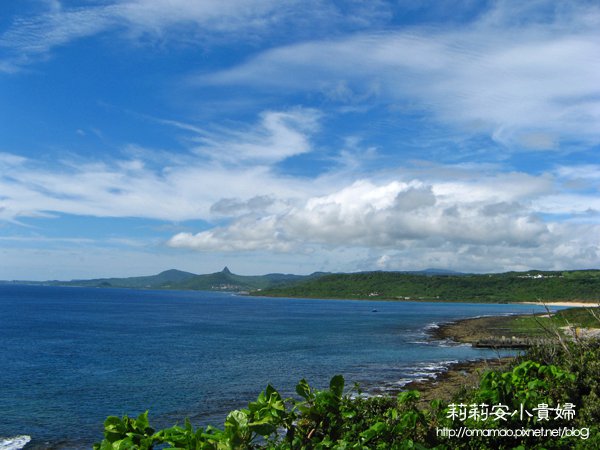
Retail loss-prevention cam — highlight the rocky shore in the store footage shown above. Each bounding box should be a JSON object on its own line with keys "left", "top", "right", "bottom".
{"left": 430, "top": 314, "right": 532, "bottom": 344}
{"left": 403, "top": 357, "right": 514, "bottom": 406}
{"left": 402, "top": 314, "right": 527, "bottom": 405}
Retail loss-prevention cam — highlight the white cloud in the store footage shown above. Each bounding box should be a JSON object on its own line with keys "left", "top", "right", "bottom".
{"left": 3, "top": 139, "right": 600, "bottom": 274}
{"left": 201, "top": 2, "right": 600, "bottom": 150}
{"left": 0, "top": 0, "right": 295, "bottom": 70}
{"left": 0, "top": 0, "right": 387, "bottom": 71}
{"left": 534, "top": 194, "right": 600, "bottom": 216}
{"left": 168, "top": 176, "right": 551, "bottom": 251}
{"left": 360, "top": 222, "right": 600, "bottom": 274}
{"left": 0, "top": 5, "right": 120, "bottom": 55}
{"left": 170, "top": 215, "right": 294, "bottom": 252}
{"left": 0, "top": 109, "right": 324, "bottom": 222}
{"left": 118, "top": 0, "right": 295, "bottom": 34}
{"left": 2, "top": 99, "right": 599, "bottom": 274}
{"left": 165, "top": 171, "right": 600, "bottom": 272}
{"left": 555, "top": 164, "right": 600, "bottom": 183}
{"left": 191, "top": 109, "right": 321, "bottom": 164}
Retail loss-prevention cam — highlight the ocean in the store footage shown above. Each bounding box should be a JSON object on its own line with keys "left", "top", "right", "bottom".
{"left": 0, "top": 285, "right": 556, "bottom": 449}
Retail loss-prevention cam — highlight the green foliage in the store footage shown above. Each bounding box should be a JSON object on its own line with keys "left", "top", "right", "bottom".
{"left": 475, "top": 360, "right": 575, "bottom": 410}
{"left": 443, "top": 361, "right": 578, "bottom": 449}
{"left": 258, "top": 270, "right": 600, "bottom": 302}
{"left": 93, "top": 411, "right": 156, "bottom": 450}
{"left": 522, "top": 340, "right": 600, "bottom": 448}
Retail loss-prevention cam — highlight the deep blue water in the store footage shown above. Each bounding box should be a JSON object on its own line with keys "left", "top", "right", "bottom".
{"left": 0, "top": 285, "right": 557, "bottom": 449}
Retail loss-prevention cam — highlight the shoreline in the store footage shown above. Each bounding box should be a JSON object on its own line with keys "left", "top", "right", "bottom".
{"left": 402, "top": 357, "right": 513, "bottom": 405}
{"left": 428, "top": 314, "right": 533, "bottom": 344}
{"left": 401, "top": 313, "right": 531, "bottom": 404}
{"left": 518, "top": 301, "right": 600, "bottom": 307}
{"left": 403, "top": 303, "right": 600, "bottom": 405}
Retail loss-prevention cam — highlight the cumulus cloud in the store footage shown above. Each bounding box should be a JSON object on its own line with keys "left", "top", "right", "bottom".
{"left": 2, "top": 99, "right": 598, "bottom": 273}
{"left": 360, "top": 222, "right": 600, "bottom": 274}
{"left": 168, "top": 177, "right": 551, "bottom": 251}
{"left": 167, "top": 173, "right": 600, "bottom": 273}
{"left": 170, "top": 215, "right": 294, "bottom": 252}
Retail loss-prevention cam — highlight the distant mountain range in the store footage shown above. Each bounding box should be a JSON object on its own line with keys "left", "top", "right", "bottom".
{"left": 1, "top": 267, "right": 462, "bottom": 292}
{"left": 3, "top": 267, "right": 327, "bottom": 292}
{"left": 4, "top": 267, "right": 600, "bottom": 303}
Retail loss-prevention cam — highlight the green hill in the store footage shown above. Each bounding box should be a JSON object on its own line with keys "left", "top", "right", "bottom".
{"left": 256, "top": 269, "right": 600, "bottom": 303}
{"left": 173, "top": 267, "right": 321, "bottom": 292}
{"left": 51, "top": 269, "right": 198, "bottom": 289}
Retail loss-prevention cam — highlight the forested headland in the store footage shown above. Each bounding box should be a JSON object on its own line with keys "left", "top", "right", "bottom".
{"left": 256, "top": 270, "right": 600, "bottom": 302}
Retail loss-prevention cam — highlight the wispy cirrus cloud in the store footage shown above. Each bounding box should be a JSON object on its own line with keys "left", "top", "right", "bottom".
{"left": 190, "top": 109, "right": 321, "bottom": 164}
{"left": 0, "top": 109, "right": 324, "bottom": 222}
{"left": 199, "top": 1, "right": 600, "bottom": 151}
{"left": 0, "top": 0, "right": 390, "bottom": 72}
{"left": 0, "top": 0, "right": 292, "bottom": 71}
{"left": 0, "top": 6, "right": 118, "bottom": 55}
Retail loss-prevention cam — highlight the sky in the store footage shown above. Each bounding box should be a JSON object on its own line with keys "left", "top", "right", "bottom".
{"left": 1, "top": 0, "right": 599, "bottom": 280}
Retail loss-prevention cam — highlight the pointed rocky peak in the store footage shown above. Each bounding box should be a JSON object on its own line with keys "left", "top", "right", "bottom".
{"left": 222, "top": 266, "right": 232, "bottom": 275}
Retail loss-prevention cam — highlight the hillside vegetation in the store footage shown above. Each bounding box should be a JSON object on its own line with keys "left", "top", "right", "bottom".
{"left": 256, "top": 270, "right": 600, "bottom": 302}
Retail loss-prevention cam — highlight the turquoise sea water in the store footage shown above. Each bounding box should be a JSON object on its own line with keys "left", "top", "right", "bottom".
{"left": 0, "top": 285, "right": 557, "bottom": 449}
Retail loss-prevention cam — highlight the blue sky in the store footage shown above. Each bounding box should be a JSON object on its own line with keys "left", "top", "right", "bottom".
{"left": 1, "top": 0, "right": 599, "bottom": 280}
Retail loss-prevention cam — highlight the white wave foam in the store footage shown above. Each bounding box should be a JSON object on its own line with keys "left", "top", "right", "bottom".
{"left": 436, "top": 340, "right": 471, "bottom": 348}
{"left": 0, "top": 436, "right": 32, "bottom": 450}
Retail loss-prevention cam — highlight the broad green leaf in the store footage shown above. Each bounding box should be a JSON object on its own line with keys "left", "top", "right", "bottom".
{"left": 329, "top": 374, "right": 345, "bottom": 398}
{"left": 296, "top": 379, "right": 312, "bottom": 400}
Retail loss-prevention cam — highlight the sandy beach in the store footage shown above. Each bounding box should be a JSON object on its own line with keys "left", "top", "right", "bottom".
{"left": 519, "top": 301, "right": 600, "bottom": 307}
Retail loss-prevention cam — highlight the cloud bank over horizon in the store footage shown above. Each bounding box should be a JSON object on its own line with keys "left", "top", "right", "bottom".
{"left": 1, "top": 0, "right": 599, "bottom": 279}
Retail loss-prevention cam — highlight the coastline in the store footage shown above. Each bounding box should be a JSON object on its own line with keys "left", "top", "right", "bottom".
{"left": 428, "top": 314, "right": 533, "bottom": 344}
{"left": 519, "top": 301, "right": 600, "bottom": 307}
{"left": 402, "top": 357, "right": 513, "bottom": 405}
{"left": 402, "top": 314, "right": 529, "bottom": 404}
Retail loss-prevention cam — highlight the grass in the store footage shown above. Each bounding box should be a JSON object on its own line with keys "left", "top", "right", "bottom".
{"left": 504, "top": 306, "right": 600, "bottom": 338}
